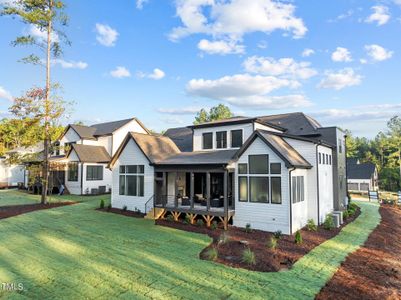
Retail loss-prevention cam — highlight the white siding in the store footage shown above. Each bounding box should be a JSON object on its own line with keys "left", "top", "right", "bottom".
{"left": 83, "top": 136, "right": 112, "bottom": 155}
{"left": 65, "top": 162, "right": 82, "bottom": 195}
{"left": 253, "top": 122, "right": 283, "bottom": 133}
{"left": 82, "top": 163, "right": 112, "bottom": 194}
{"left": 0, "top": 159, "right": 25, "bottom": 187}
{"left": 290, "top": 168, "right": 309, "bottom": 233}
{"left": 317, "top": 145, "right": 334, "bottom": 223}
{"left": 112, "top": 119, "right": 148, "bottom": 155}
{"left": 233, "top": 137, "right": 291, "bottom": 234}
{"left": 111, "top": 139, "right": 154, "bottom": 213}
{"left": 193, "top": 123, "right": 254, "bottom": 151}
{"left": 59, "top": 128, "right": 81, "bottom": 156}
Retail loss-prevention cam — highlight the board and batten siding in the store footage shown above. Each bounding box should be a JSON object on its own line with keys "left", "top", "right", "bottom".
{"left": 111, "top": 139, "right": 154, "bottom": 213}
{"left": 112, "top": 120, "right": 148, "bottom": 155}
{"left": 82, "top": 163, "right": 112, "bottom": 194}
{"left": 233, "top": 137, "right": 291, "bottom": 234}
{"left": 317, "top": 145, "right": 334, "bottom": 223}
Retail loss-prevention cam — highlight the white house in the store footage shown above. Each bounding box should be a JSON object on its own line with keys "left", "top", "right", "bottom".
{"left": 347, "top": 158, "right": 378, "bottom": 192}
{"left": 49, "top": 117, "right": 150, "bottom": 195}
{"left": 109, "top": 113, "right": 340, "bottom": 235}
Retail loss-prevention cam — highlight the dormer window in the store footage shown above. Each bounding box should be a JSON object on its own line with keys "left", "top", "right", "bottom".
{"left": 202, "top": 132, "right": 213, "bottom": 150}
{"left": 216, "top": 131, "right": 227, "bottom": 149}
{"left": 231, "top": 129, "right": 243, "bottom": 148}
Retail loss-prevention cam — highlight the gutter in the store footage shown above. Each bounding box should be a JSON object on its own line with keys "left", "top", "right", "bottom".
{"left": 315, "top": 142, "right": 321, "bottom": 224}
{"left": 289, "top": 167, "right": 295, "bottom": 235}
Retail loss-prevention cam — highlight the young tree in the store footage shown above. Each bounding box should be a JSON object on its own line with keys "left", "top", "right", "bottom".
{"left": 194, "top": 104, "right": 233, "bottom": 124}
{"left": 1, "top": 0, "right": 69, "bottom": 203}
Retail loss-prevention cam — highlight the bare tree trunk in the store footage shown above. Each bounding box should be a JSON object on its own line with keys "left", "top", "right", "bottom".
{"left": 41, "top": 0, "right": 53, "bottom": 204}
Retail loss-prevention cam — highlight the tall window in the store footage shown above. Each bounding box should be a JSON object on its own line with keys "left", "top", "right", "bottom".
{"left": 119, "top": 165, "right": 144, "bottom": 197}
{"left": 216, "top": 131, "right": 227, "bottom": 149}
{"left": 68, "top": 162, "right": 78, "bottom": 181}
{"left": 292, "top": 176, "right": 305, "bottom": 203}
{"left": 271, "top": 177, "right": 281, "bottom": 204}
{"left": 250, "top": 177, "right": 269, "bottom": 203}
{"left": 338, "top": 139, "right": 342, "bottom": 153}
{"left": 202, "top": 132, "right": 213, "bottom": 149}
{"left": 231, "top": 130, "right": 243, "bottom": 148}
{"left": 87, "top": 165, "right": 103, "bottom": 181}
{"left": 249, "top": 155, "right": 269, "bottom": 174}
{"left": 238, "top": 177, "right": 248, "bottom": 202}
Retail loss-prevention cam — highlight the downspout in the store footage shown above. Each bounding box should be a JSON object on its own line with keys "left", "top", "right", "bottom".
{"left": 80, "top": 163, "right": 84, "bottom": 195}
{"left": 316, "top": 142, "right": 321, "bottom": 225}
{"left": 289, "top": 167, "right": 295, "bottom": 235}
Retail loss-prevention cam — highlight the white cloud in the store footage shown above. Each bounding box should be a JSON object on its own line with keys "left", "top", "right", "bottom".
{"left": 52, "top": 59, "right": 88, "bottom": 69}
{"left": 364, "top": 44, "right": 393, "bottom": 62}
{"left": 110, "top": 66, "right": 131, "bottom": 78}
{"left": 257, "top": 40, "right": 268, "bottom": 49}
{"left": 331, "top": 47, "right": 352, "bottom": 62}
{"left": 198, "top": 39, "right": 245, "bottom": 55}
{"left": 186, "top": 74, "right": 310, "bottom": 109}
{"left": 169, "top": 0, "right": 307, "bottom": 55}
{"left": 0, "top": 86, "right": 12, "bottom": 101}
{"left": 137, "top": 68, "right": 165, "bottom": 80}
{"left": 328, "top": 9, "right": 354, "bottom": 23}
{"left": 157, "top": 106, "right": 203, "bottom": 115}
{"left": 365, "top": 6, "right": 390, "bottom": 26}
{"left": 28, "top": 24, "right": 59, "bottom": 43}
{"left": 318, "top": 68, "right": 362, "bottom": 90}
{"left": 243, "top": 56, "right": 317, "bottom": 80}
{"left": 302, "top": 48, "right": 315, "bottom": 57}
{"left": 162, "top": 116, "right": 185, "bottom": 125}
{"left": 95, "top": 23, "right": 118, "bottom": 47}
{"left": 136, "top": 0, "right": 149, "bottom": 9}
{"left": 394, "top": 0, "right": 401, "bottom": 6}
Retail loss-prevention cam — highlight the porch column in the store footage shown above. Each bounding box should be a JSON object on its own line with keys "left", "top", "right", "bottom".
{"left": 174, "top": 172, "right": 178, "bottom": 208}
{"left": 223, "top": 170, "right": 228, "bottom": 216}
{"left": 190, "top": 172, "right": 194, "bottom": 209}
{"left": 162, "top": 172, "right": 167, "bottom": 207}
{"left": 206, "top": 172, "right": 211, "bottom": 211}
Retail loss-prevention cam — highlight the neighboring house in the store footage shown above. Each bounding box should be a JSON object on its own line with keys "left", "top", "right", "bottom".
{"left": 49, "top": 118, "right": 150, "bottom": 195}
{"left": 347, "top": 158, "right": 378, "bottom": 192}
{"left": 109, "top": 113, "right": 342, "bottom": 234}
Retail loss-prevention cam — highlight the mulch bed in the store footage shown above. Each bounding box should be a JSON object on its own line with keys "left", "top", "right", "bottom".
{"left": 97, "top": 207, "right": 145, "bottom": 218}
{"left": 0, "top": 202, "right": 75, "bottom": 220}
{"left": 156, "top": 208, "right": 360, "bottom": 272}
{"left": 316, "top": 204, "right": 401, "bottom": 300}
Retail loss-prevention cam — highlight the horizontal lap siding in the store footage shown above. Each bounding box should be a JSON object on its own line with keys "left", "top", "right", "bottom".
{"left": 112, "top": 120, "right": 148, "bottom": 155}
{"left": 233, "top": 137, "right": 290, "bottom": 234}
{"left": 111, "top": 139, "right": 154, "bottom": 213}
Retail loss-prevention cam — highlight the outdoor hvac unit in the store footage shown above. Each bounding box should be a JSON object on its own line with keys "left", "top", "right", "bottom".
{"left": 333, "top": 211, "right": 344, "bottom": 225}
{"left": 91, "top": 188, "right": 99, "bottom": 195}
{"left": 332, "top": 214, "right": 341, "bottom": 228}
{"left": 98, "top": 186, "right": 106, "bottom": 194}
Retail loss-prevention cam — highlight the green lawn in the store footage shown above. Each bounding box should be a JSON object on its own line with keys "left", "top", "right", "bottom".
{"left": 0, "top": 190, "right": 79, "bottom": 207}
{"left": 0, "top": 191, "right": 380, "bottom": 299}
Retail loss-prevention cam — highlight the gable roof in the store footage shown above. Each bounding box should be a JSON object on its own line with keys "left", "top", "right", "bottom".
{"left": 347, "top": 159, "right": 376, "bottom": 180}
{"left": 69, "top": 124, "right": 97, "bottom": 140}
{"left": 235, "top": 130, "right": 312, "bottom": 169}
{"left": 68, "top": 144, "right": 111, "bottom": 163}
{"left": 164, "top": 127, "right": 193, "bottom": 152}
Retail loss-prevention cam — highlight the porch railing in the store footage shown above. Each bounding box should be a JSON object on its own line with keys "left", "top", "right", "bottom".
{"left": 144, "top": 195, "right": 154, "bottom": 214}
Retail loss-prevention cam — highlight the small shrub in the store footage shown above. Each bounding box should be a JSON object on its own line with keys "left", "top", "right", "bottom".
{"left": 273, "top": 230, "right": 283, "bottom": 240}
{"left": 166, "top": 214, "right": 174, "bottom": 222}
{"left": 347, "top": 207, "right": 356, "bottom": 217}
{"left": 196, "top": 219, "right": 204, "bottom": 227}
{"left": 218, "top": 232, "right": 230, "bottom": 245}
{"left": 343, "top": 210, "right": 349, "bottom": 219}
{"left": 99, "top": 199, "right": 105, "bottom": 209}
{"left": 306, "top": 219, "right": 317, "bottom": 231}
{"left": 107, "top": 204, "right": 111, "bottom": 211}
{"left": 266, "top": 236, "right": 278, "bottom": 250}
{"left": 294, "top": 230, "right": 303, "bottom": 244}
{"left": 244, "top": 223, "right": 252, "bottom": 233}
{"left": 323, "top": 214, "right": 335, "bottom": 230}
{"left": 206, "top": 247, "right": 218, "bottom": 261}
{"left": 349, "top": 202, "right": 358, "bottom": 211}
{"left": 210, "top": 221, "right": 218, "bottom": 230}
{"left": 122, "top": 205, "right": 127, "bottom": 211}
{"left": 242, "top": 248, "right": 256, "bottom": 265}
{"left": 183, "top": 215, "right": 191, "bottom": 224}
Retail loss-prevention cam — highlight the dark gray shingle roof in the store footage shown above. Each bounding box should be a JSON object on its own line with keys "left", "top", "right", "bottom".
{"left": 347, "top": 159, "right": 376, "bottom": 179}
{"left": 158, "top": 149, "right": 237, "bottom": 165}
{"left": 69, "top": 144, "right": 111, "bottom": 163}
{"left": 70, "top": 125, "right": 97, "bottom": 139}
{"left": 164, "top": 127, "right": 193, "bottom": 152}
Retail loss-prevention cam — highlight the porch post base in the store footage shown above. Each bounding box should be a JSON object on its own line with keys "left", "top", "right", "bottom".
{"left": 202, "top": 215, "right": 214, "bottom": 227}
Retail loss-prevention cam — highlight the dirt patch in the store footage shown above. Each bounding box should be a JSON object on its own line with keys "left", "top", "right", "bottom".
{"left": 0, "top": 202, "right": 75, "bottom": 220}
{"left": 97, "top": 207, "right": 145, "bottom": 218}
{"left": 156, "top": 208, "right": 360, "bottom": 272}
{"left": 317, "top": 205, "right": 401, "bottom": 300}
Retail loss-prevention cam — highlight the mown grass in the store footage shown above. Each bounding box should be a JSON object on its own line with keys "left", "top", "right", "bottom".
{"left": 0, "top": 191, "right": 380, "bottom": 299}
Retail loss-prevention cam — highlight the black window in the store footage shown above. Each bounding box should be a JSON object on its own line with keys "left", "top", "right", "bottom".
{"left": 216, "top": 131, "right": 227, "bottom": 149}
{"left": 249, "top": 155, "right": 269, "bottom": 174}
{"left": 338, "top": 139, "right": 342, "bottom": 153}
{"left": 239, "top": 176, "right": 248, "bottom": 202}
{"left": 326, "top": 154, "right": 329, "bottom": 165}
{"left": 68, "top": 162, "right": 78, "bottom": 182}
{"left": 119, "top": 165, "right": 145, "bottom": 197}
{"left": 231, "top": 130, "right": 243, "bottom": 148}
{"left": 329, "top": 155, "right": 332, "bottom": 165}
{"left": 86, "top": 165, "right": 103, "bottom": 181}
{"left": 238, "top": 163, "right": 248, "bottom": 174}
{"left": 250, "top": 177, "right": 269, "bottom": 203}
{"left": 271, "top": 177, "right": 282, "bottom": 204}
{"left": 270, "top": 163, "right": 281, "bottom": 174}
{"left": 319, "top": 153, "right": 322, "bottom": 164}
{"left": 203, "top": 132, "right": 213, "bottom": 149}
{"left": 323, "top": 154, "right": 326, "bottom": 164}
{"left": 292, "top": 176, "right": 305, "bottom": 203}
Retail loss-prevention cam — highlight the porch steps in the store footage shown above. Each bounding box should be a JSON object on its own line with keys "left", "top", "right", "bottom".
{"left": 144, "top": 207, "right": 165, "bottom": 220}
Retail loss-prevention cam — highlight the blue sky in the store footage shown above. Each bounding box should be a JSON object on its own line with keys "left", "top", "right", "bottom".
{"left": 0, "top": 0, "right": 401, "bottom": 137}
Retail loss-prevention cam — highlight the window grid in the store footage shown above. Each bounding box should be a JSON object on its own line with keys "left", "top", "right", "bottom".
{"left": 119, "top": 165, "right": 145, "bottom": 197}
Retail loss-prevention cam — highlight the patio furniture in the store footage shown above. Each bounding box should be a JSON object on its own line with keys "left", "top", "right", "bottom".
{"left": 210, "top": 197, "right": 224, "bottom": 208}
{"left": 181, "top": 197, "right": 190, "bottom": 206}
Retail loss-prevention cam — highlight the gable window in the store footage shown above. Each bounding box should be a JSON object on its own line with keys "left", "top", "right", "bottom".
{"left": 270, "top": 163, "right": 281, "bottom": 174}
{"left": 292, "top": 176, "right": 305, "bottom": 203}
{"left": 238, "top": 177, "right": 248, "bottom": 202}
{"left": 64, "top": 142, "right": 76, "bottom": 153}
{"left": 216, "top": 131, "right": 227, "bottom": 149}
{"left": 202, "top": 133, "right": 213, "bottom": 150}
{"left": 231, "top": 130, "right": 243, "bottom": 148}
{"left": 271, "top": 177, "right": 282, "bottom": 204}
{"left": 249, "top": 155, "right": 269, "bottom": 174}
{"left": 119, "top": 165, "right": 144, "bottom": 197}
{"left": 238, "top": 163, "right": 248, "bottom": 174}
{"left": 86, "top": 165, "right": 103, "bottom": 181}
{"left": 249, "top": 177, "right": 269, "bottom": 203}
{"left": 68, "top": 162, "right": 78, "bottom": 182}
